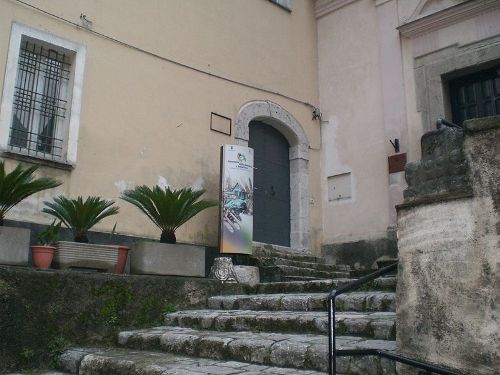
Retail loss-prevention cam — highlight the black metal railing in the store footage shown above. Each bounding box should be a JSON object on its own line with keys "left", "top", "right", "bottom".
{"left": 328, "top": 262, "right": 463, "bottom": 375}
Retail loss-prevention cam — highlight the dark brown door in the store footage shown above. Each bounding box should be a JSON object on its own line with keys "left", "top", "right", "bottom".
{"left": 248, "top": 121, "right": 290, "bottom": 247}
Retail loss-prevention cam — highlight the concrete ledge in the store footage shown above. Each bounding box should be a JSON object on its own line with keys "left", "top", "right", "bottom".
{"left": 131, "top": 241, "right": 206, "bottom": 277}
{"left": 463, "top": 115, "right": 500, "bottom": 133}
{"left": 0, "top": 226, "right": 30, "bottom": 266}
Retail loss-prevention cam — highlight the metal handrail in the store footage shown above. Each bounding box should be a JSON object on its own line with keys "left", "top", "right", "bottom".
{"left": 328, "top": 262, "right": 463, "bottom": 375}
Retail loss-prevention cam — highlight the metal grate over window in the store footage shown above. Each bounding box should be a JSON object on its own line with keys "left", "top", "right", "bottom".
{"left": 9, "top": 40, "right": 71, "bottom": 160}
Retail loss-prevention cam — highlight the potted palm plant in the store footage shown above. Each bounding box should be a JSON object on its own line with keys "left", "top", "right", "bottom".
{"left": 0, "top": 161, "right": 61, "bottom": 266}
{"left": 121, "top": 185, "right": 217, "bottom": 277}
{"left": 31, "top": 220, "right": 61, "bottom": 270}
{"left": 42, "top": 195, "right": 129, "bottom": 273}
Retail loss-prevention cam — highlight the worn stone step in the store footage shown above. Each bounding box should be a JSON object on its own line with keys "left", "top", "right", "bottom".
{"left": 58, "top": 347, "right": 326, "bottom": 374}
{"left": 281, "top": 275, "right": 331, "bottom": 282}
{"left": 253, "top": 244, "right": 326, "bottom": 264}
{"left": 257, "top": 257, "right": 349, "bottom": 272}
{"left": 118, "top": 326, "right": 396, "bottom": 374}
{"left": 208, "top": 292, "right": 396, "bottom": 312}
{"left": 260, "top": 265, "right": 350, "bottom": 282}
{"left": 249, "top": 277, "right": 397, "bottom": 294}
{"left": 164, "top": 309, "right": 396, "bottom": 339}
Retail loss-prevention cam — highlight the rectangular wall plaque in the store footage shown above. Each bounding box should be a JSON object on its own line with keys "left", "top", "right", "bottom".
{"left": 388, "top": 153, "right": 407, "bottom": 174}
{"left": 211, "top": 112, "right": 231, "bottom": 136}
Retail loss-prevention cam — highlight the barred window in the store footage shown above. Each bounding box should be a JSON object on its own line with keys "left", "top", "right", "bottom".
{"left": 10, "top": 40, "right": 72, "bottom": 159}
{"left": 0, "top": 23, "right": 86, "bottom": 166}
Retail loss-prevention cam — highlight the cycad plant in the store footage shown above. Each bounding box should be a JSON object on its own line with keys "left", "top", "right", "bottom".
{"left": 121, "top": 185, "right": 217, "bottom": 244}
{"left": 42, "top": 196, "right": 119, "bottom": 243}
{"left": 0, "top": 161, "right": 61, "bottom": 225}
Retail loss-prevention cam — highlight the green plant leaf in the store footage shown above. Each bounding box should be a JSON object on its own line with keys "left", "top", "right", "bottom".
{"left": 121, "top": 185, "right": 217, "bottom": 243}
{"left": 0, "top": 161, "right": 61, "bottom": 224}
{"left": 42, "top": 195, "right": 119, "bottom": 242}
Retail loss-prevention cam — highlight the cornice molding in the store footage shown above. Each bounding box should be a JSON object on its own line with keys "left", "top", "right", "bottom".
{"left": 398, "top": 0, "right": 500, "bottom": 38}
{"left": 315, "top": 0, "right": 361, "bottom": 19}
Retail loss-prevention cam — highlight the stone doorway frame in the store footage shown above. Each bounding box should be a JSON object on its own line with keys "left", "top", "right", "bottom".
{"left": 235, "top": 100, "right": 310, "bottom": 251}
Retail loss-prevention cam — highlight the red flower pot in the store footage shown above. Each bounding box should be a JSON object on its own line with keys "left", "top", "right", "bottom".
{"left": 115, "top": 246, "right": 130, "bottom": 274}
{"left": 31, "top": 245, "right": 55, "bottom": 270}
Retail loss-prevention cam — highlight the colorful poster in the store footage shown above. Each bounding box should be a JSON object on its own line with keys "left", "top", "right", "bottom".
{"left": 219, "top": 145, "right": 254, "bottom": 254}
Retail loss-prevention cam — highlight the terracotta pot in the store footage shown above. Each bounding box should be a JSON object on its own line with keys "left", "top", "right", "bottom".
{"left": 31, "top": 245, "right": 55, "bottom": 270}
{"left": 115, "top": 246, "right": 130, "bottom": 274}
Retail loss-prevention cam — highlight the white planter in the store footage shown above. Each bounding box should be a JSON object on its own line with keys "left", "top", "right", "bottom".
{"left": 131, "top": 241, "right": 206, "bottom": 277}
{"left": 53, "top": 241, "right": 129, "bottom": 273}
{"left": 0, "top": 226, "right": 30, "bottom": 266}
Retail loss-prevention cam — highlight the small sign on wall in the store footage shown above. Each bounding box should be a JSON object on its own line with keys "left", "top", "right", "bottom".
{"left": 327, "top": 172, "right": 351, "bottom": 201}
{"left": 388, "top": 153, "right": 407, "bottom": 174}
{"left": 211, "top": 112, "right": 231, "bottom": 136}
{"left": 219, "top": 145, "right": 254, "bottom": 255}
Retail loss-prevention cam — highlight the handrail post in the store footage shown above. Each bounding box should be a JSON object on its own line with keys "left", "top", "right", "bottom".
{"left": 328, "top": 290, "right": 336, "bottom": 375}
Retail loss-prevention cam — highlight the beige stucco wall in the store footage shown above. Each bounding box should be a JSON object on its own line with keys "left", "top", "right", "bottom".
{"left": 0, "top": 0, "right": 322, "bottom": 250}
{"left": 317, "top": 0, "right": 500, "bottom": 247}
{"left": 318, "top": 0, "right": 391, "bottom": 244}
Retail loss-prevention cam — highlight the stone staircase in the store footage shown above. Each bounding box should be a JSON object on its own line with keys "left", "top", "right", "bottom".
{"left": 57, "top": 248, "right": 397, "bottom": 374}
{"left": 253, "top": 244, "right": 352, "bottom": 282}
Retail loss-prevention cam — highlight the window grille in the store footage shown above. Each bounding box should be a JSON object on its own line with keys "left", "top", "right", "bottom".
{"left": 9, "top": 40, "right": 71, "bottom": 160}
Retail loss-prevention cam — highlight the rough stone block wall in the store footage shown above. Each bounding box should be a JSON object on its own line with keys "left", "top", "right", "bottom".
{"left": 396, "top": 117, "right": 499, "bottom": 375}
{"left": 0, "top": 267, "right": 243, "bottom": 372}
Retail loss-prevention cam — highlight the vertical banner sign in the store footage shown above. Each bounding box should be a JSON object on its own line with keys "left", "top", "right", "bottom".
{"left": 220, "top": 145, "right": 254, "bottom": 254}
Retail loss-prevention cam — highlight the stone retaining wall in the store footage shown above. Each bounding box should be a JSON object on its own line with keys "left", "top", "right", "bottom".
{"left": 0, "top": 266, "right": 242, "bottom": 372}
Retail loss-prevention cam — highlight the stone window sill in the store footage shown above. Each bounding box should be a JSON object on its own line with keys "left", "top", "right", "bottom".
{"left": 1, "top": 151, "right": 74, "bottom": 171}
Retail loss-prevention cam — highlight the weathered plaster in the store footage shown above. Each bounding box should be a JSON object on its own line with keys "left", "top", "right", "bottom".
{"left": 396, "top": 116, "right": 500, "bottom": 374}
{"left": 235, "top": 100, "right": 310, "bottom": 251}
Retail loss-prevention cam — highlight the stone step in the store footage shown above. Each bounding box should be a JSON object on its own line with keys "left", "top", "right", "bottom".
{"left": 260, "top": 265, "right": 350, "bottom": 282}
{"left": 256, "top": 256, "right": 349, "bottom": 272}
{"left": 253, "top": 244, "right": 326, "bottom": 264}
{"left": 281, "top": 275, "right": 327, "bottom": 282}
{"left": 249, "top": 277, "right": 397, "bottom": 294}
{"left": 118, "top": 326, "right": 396, "bottom": 374}
{"left": 208, "top": 292, "right": 396, "bottom": 312}
{"left": 59, "top": 347, "right": 326, "bottom": 374}
{"left": 164, "top": 309, "right": 396, "bottom": 339}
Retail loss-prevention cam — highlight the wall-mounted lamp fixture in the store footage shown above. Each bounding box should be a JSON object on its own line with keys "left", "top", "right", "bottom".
{"left": 312, "top": 107, "right": 322, "bottom": 121}
{"left": 389, "top": 138, "right": 400, "bottom": 153}
{"left": 80, "top": 14, "right": 93, "bottom": 30}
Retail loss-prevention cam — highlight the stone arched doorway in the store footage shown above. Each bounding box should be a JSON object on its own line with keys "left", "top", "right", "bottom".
{"left": 235, "top": 101, "right": 310, "bottom": 250}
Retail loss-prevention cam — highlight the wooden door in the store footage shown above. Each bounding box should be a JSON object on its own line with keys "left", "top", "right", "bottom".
{"left": 248, "top": 121, "right": 290, "bottom": 247}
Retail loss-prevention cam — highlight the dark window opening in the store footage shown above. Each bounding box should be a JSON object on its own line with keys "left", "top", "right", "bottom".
{"left": 9, "top": 40, "right": 71, "bottom": 159}
{"left": 449, "top": 65, "right": 500, "bottom": 125}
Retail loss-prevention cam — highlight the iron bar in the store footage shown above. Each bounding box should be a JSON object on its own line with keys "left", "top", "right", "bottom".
{"left": 9, "top": 40, "right": 70, "bottom": 159}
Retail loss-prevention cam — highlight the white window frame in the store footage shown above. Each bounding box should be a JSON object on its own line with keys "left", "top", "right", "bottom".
{"left": 0, "top": 23, "right": 86, "bottom": 166}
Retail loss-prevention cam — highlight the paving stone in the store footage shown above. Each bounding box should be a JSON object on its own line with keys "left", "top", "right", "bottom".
{"left": 208, "top": 292, "right": 395, "bottom": 312}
